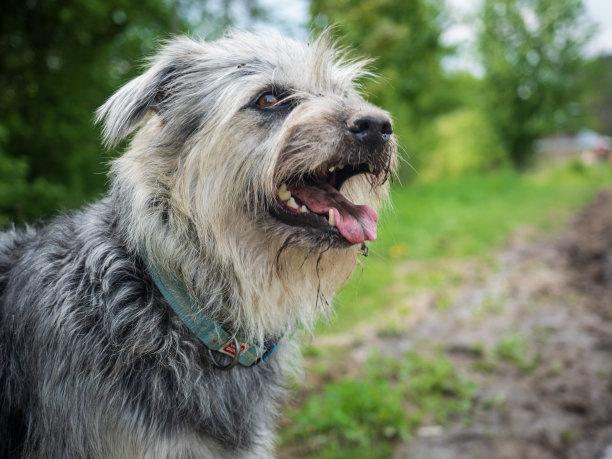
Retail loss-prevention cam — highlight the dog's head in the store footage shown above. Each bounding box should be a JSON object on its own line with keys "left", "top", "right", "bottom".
{"left": 98, "top": 31, "right": 396, "bottom": 253}
{"left": 97, "top": 31, "right": 397, "bottom": 338}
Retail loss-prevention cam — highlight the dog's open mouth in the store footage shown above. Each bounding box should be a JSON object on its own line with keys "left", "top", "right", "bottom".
{"left": 270, "top": 162, "right": 379, "bottom": 245}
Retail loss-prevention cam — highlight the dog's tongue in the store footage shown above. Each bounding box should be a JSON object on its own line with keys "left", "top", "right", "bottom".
{"left": 289, "top": 181, "right": 377, "bottom": 244}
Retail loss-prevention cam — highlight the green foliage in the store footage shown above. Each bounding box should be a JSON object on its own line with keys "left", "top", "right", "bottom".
{"left": 309, "top": 0, "right": 450, "bottom": 180}
{"left": 0, "top": 150, "right": 66, "bottom": 227}
{"left": 583, "top": 55, "right": 612, "bottom": 135}
{"left": 477, "top": 0, "right": 595, "bottom": 168}
{"left": 175, "top": 0, "right": 268, "bottom": 38}
{"left": 283, "top": 351, "right": 476, "bottom": 458}
{"left": 421, "top": 107, "right": 508, "bottom": 181}
{"left": 0, "top": 0, "right": 176, "bottom": 225}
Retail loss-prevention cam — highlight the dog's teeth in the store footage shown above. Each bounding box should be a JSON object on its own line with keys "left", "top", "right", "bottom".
{"left": 277, "top": 183, "right": 291, "bottom": 200}
{"left": 328, "top": 209, "right": 336, "bottom": 227}
{"left": 287, "top": 197, "right": 299, "bottom": 210}
{"left": 328, "top": 166, "right": 335, "bottom": 172}
{"left": 300, "top": 205, "right": 308, "bottom": 213}
{"left": 369, "top": 164, "right": 374, "bottom": 173}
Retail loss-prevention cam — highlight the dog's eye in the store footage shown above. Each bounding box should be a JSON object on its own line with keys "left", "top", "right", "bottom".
{"left": 257, "top": 93, "right": 280, "bottom": 108}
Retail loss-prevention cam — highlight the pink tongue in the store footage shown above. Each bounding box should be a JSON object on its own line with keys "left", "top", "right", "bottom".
{"left": 289, "top": 182, "right": 378, "bottom": 244}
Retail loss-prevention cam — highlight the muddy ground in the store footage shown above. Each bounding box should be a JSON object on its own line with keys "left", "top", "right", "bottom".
{"left": 395, "top": 190, "right": 612, "bottom": 458}
{"left": 286, "top": 190, "right": 612, "bottom": 459}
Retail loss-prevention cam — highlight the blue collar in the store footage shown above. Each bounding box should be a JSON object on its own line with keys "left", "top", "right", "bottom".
{"left": 144, "top": 256, "right": 278, "bottom": 368}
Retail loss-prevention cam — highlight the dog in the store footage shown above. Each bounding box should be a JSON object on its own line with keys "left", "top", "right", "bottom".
{"left": 0, "top": 31, "right": 396, "bottom": 458}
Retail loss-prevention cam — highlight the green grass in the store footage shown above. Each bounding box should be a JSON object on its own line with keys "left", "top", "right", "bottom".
{"left": 471, "top": 334, "right": 539, "bottom": 374}
{"left": 323, "top": 162, "right": 612, "bottom": 335}
{"left": 494, "top": 333, "right": 538, "bottom": 371}
{"left": 281, "top": 351, "right": 477, "bottom": 459}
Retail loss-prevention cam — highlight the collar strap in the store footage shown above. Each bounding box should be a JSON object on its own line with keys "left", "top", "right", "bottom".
{"left": 144, "top": 257, "right": 278, "bottom": 367}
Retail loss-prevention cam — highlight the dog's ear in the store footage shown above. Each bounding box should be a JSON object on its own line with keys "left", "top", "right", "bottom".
{"left": 96, "top": 38, "right": 202, "bottom": 149}
{"left": 95, "top": 61, "right": 173, "bottom": 149}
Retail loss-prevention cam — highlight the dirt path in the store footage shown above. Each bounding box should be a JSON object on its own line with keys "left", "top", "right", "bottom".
{"left": 289, "top": 190, "right": 612, "bottom": 458}
{"left": 393, "top": 190, "right": 612, "bottom": 458}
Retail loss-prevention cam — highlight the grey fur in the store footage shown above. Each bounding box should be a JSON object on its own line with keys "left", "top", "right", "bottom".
{"left": 0, "top": 31, "right": 396, "bottom": 458}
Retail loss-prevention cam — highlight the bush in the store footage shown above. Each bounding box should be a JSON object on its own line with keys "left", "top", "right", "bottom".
{"left": 420, "top": 107, "right": 508, "bottom": 181}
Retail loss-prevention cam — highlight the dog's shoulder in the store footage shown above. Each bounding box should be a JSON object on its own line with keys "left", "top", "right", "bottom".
{"left": 0, "top": 226, "right": 37, "bottom": 299}
{"left": 0, "top": 199, "right": 134, "bottom": 313}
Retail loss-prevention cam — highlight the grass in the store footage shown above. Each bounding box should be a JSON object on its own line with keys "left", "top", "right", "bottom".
{"left": 281, "top": 351, "right": 477, "bottom": 459}
{"left": 494, "top": 333, "right": 538, "bottom": 372}
{"left": 324, "top": 162, "right": 612, "bottom": 335}
{"left": 471, "top": 334, "right": 539, "bottom": 374}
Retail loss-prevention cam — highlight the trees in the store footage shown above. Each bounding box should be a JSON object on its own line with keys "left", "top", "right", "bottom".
{"left": 477, "top": 0, "right": 594, "bottom": 168}
{"left": 0, "top": 0, "right": 177, "bottom": 225}
{"left": 583, "top": 55, "right": 612, "bottom": 135}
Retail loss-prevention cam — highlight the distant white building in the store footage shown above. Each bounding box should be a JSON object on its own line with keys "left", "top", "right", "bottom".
{"left": 536, "top": 130, "right": 612, "bottom": 157}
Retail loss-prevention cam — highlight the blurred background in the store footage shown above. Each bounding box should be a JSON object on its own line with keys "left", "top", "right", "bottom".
{"left": 2, "top": 0, "right": 612, "bottom": 457}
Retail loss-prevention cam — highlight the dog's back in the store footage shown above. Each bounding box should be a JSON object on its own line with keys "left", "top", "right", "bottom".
{"left": 0, "top": 228, "right": 36, "bottom": 457}
{"left": 0, "top": 206, "right": 134, "bottom": 457}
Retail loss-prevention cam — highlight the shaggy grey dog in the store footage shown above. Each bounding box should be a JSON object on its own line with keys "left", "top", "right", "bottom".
{"left": 0, "top": 31, "right": 396, "bottom": 458}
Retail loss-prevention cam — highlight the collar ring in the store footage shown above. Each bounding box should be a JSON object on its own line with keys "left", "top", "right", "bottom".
{"left": 208, "top": 336, "right": 241, "bottom": 370}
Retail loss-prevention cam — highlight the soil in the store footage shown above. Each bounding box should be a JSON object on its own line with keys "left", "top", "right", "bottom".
{"left": 394, "top": 190, "right": 612, "bottom": 458}
{"left": 285, "top": 189, "right": 612, "bottom": 459}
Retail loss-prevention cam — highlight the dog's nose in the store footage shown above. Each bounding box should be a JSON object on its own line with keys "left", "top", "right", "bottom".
{"left": 347, "top": 113, "right": 393, "bottom": 146}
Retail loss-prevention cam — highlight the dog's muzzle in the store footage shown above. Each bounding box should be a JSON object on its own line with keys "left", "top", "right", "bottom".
{"left": 271, "top": 110, "right": 393, "bottom": 246}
